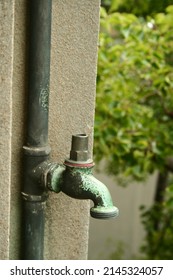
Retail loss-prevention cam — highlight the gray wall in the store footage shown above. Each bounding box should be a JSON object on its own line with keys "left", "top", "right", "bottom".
{"left": 0, "top": 1, "right": 14, "bottom": 260}
{"left": 0, "top": 0, "right": 100, "bottom": 260}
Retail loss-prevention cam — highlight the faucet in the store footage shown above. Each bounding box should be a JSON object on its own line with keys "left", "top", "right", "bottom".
{"left": 44, "top": 134, "right": 119, "bottom": 219}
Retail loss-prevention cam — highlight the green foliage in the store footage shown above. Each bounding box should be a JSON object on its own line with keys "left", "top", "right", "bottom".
{"left": 94, "top": 6, "right": 173, "bottom": 180}
{"left": 140, "top": 183, "right": 173, "bottom": 259}
{"left": 101, "top": 0, "right": 173, "bottom": 16}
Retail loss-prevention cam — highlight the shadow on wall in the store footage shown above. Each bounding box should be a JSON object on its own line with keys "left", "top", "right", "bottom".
{"left": 88, "top": 171, "right": 157, "bottom": 260}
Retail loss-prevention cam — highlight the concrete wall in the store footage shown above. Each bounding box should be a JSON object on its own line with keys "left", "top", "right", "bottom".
{"left": 0, "top": 0, "right": 100, "bottom": 260}
{"left": 0, "top": 1, "right": 14, "bottom": 260}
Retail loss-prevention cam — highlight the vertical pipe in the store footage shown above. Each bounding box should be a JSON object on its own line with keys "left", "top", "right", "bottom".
{"left": 27, "top": 0, "right": 52, "bottom": 147}
{"left": 21, "top": 0, "right": 52, "bottom": 260}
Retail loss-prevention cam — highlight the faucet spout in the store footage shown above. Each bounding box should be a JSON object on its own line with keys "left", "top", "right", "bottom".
{"left": 61, "top": 162, "right": 119, "bottom": 219}
{"left": 83, "top": 173, "right": 119, "bottom": 219}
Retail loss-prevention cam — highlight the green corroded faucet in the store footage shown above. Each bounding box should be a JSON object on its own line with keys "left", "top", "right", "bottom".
{"left": 45, "top": 134, "right": 119, "bottom": 219}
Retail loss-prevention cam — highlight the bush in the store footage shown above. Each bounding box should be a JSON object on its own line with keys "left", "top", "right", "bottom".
{"left": 94, "top": 6, "right": 173, "bottom": 181}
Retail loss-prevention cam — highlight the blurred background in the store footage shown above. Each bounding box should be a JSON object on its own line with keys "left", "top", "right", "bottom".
{"left": 88, "top": 0, "right": 173, "bottom": 259}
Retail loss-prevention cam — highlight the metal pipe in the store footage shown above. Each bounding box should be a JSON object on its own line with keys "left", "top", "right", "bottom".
{"left": 27, "top": 0, "right": 52, "bottom": 147}
{"left": 21, "top": 0, "right": 52, "bottom": 260}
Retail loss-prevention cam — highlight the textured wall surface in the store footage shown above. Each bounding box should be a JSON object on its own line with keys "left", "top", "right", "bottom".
{"left": 9, "top": 0, "right": 27, "bottom": 259}
{"left": 0, "top": 1, "right": 14, "bottom": 260}
{"left": 0, "top": 0, "right": 100, "bottom": 259}
{"left": 45, "top": 0, "right": 100, "bottom": 259}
